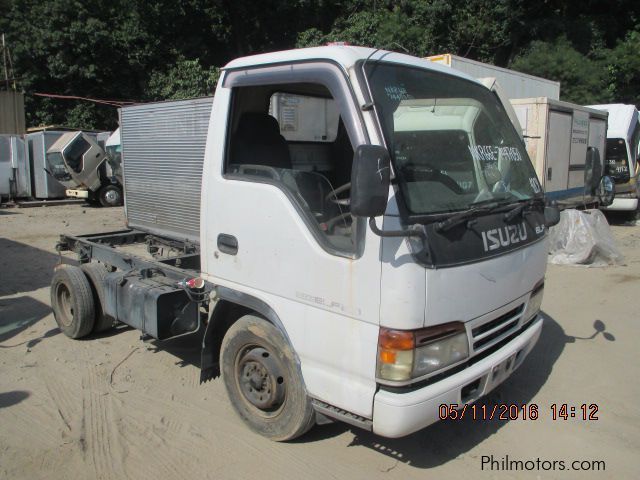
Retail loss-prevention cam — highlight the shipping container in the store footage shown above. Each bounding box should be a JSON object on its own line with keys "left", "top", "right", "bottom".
{"left": 427, "top": 54, "right": 560, "bottom": 100}
{"left": 120, "top": 97, "right": 214, "bottom": 243}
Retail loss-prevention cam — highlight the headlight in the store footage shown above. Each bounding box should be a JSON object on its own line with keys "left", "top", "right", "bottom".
{"left": 377, "top": 323, "right": 469, "bottom": 383}
{"left": 413, "top": 331, "right": 469, "bottom": 377}
{"left": 522, "top": 281, "right": 544, "bottom": 322}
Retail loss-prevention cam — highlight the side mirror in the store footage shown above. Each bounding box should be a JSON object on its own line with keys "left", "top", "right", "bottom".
{"left": 585, "top": 147, "right": 602, "bottom": 193}
{"left": 351, "top": 145, "right": 391, "bottom": 217}
{"left": 597, "top": 175, "right": 615, "bottom": 207}
{"left": 544, "top": 205, "right": 560, "bottom": 227}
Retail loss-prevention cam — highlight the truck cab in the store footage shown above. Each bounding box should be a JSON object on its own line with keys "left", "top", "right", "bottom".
{"left": 52, "top": 46, "right": 559, "bottom": 440}
{"left": 200, "top": 46, "right": 553, "bottom": 437}
{"left": 47, "top": 131, "right": 123, "bottom": 206}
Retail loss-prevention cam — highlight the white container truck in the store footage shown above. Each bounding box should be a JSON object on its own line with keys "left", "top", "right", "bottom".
{"left": 426, "top": 53, "right": 560, "bottom": 100}
{"left": 511, "top": 98, "right": 610, "bottom": 208}
{"left": 52, "top": 46, "right": 616, "bottom": 441}
{"left": 587, "top": 104, "right": 639, "bottom": 216}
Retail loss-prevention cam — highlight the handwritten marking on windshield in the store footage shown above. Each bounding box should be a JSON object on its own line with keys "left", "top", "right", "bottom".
{"left": 468, "top": 145, "right": 523, "bottom": 163}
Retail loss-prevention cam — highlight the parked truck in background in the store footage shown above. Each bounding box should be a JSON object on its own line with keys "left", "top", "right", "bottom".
{"left": 47, "top": 130, "right": 123, "bottom": 207}
{"left": 51, "top": 46, "right": 619, "bottom": 441}
{"left": 511, "top": 98, "right": 611, "bottom": 208}
{"left": 587, "top": 104, "right": 640, "bottom": 218}
{"left": 426, "top": 53, "right": 561, "bottom": 100}
{"left": 428, "top": 55, "right": 613, "bottom": 210}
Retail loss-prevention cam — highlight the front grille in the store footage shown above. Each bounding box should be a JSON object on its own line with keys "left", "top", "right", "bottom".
{"left": 471, "top": 304, "right": 524, "bottom": 352}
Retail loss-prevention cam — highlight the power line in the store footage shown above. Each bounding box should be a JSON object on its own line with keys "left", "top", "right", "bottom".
{"left": 31, "top": 92, "right": 136, "bottom": 107}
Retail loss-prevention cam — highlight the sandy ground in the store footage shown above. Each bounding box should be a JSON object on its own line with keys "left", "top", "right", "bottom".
{"left": 0, "top": 204, "right": 638, "bottom": 479}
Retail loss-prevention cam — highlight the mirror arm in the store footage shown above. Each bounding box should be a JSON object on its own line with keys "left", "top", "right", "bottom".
{"left": 368, "top": 217, "right": 426, "bottom": 239}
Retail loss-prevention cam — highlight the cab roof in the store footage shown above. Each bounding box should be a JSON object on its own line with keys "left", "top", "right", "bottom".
{"left": 223, "top": 45, "right": 480, "bottom": 85}
{"left": 588, "top": 104, "right": 639, "bottom": 139}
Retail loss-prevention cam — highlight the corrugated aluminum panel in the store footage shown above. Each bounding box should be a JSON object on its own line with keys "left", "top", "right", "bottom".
{"left": 10, "top": 136, "right": 31, "bottom": 197}
{"left": 0, "top": 91, "right": 26, "bottom": 134}
{"left": 26, "top": 131, "right": 67, "bottom": 198}
{"left": 120, "top": 97, "right": 213, "bottom": 243}
{"left": 0, "top": 136, "right": 11, "bottom": 196}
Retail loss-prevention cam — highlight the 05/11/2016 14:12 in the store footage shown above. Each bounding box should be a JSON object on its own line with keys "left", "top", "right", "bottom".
{"left": 438, "top": 403, "right": 599, "bottom": 421}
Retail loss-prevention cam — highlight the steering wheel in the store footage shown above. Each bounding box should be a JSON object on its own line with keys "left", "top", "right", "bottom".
{"left": 325, "top": 212, "right": 352, "bottom": 232}
{"left": 325, "top": 182, "right": 351, "bottom": 206}
{"left": 402, "top": 165, "right": 464, "bottom": 194}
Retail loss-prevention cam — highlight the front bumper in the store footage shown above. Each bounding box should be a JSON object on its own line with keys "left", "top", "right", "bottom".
{"left": 372, "top": 316, "right": 543, "bottom": 438}
{"left": 66, "top": 189, "right": 89, "bottom": 199}
{"left": 601, "top": 197, "right": 638, "bottom": 211}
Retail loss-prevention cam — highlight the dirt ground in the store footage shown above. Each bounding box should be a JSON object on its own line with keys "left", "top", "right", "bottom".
{"left": 0, "top": 204, "right": 638, "bottom": 479}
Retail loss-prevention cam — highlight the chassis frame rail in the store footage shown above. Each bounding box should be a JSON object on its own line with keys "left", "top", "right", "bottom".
{"left": 56, "top": 229, "right": 201, "bottom": 282}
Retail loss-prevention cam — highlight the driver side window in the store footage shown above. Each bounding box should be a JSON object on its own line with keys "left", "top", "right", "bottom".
{"left": 225, "top": 85, "right": 357, "bottom": 254}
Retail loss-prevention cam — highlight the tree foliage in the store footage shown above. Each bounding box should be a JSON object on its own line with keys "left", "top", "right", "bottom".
{"left": 1, "top": 0, "right": 638, "bottom": 129}
{"left": 511, "top": 37, "right": 611, "bottom": 105}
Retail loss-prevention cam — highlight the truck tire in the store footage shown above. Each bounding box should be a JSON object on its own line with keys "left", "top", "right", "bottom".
{"left": 98, "top": 184, "right": 123, "bottom": 207}
{"left": 50, "top": 265, "right": 95, "bottom": 339}
{"left": 80, "top": 262, "right": 114, "bottom": 333}
{"left": 220, "top": 315, "right": 315, "bottom": 441}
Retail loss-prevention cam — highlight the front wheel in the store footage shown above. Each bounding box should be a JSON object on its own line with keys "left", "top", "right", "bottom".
{"left": 98, "top": 184, "right": 123, "bottom": 207}
{"left": 220, "top": 315, "right": 315, "bottom": 441}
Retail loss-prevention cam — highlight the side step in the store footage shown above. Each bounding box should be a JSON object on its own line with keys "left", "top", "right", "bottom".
{"left": 311, "top": 399, "right": 373, "bottom": 431}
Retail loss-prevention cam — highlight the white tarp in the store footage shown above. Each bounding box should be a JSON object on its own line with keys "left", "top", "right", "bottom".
{"left": 548, "top": 209, "right": 624, "bottom": 266}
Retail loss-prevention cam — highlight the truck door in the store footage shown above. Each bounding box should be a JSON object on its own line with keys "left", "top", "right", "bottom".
{"left": 201, "top": 63, "right": 382, "bottom": 418}
{"left": 546, "top": 111, "right": 571, "bottom": 197}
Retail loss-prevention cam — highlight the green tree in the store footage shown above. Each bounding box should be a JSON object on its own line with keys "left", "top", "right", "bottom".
{"left": 148, "top": 59, "right": 220, "bottom": 101}
{"left": 606, "top": 28, "right": 640, "bottom": 106}
{"left": 511, "top": 37, "right": 612, "bottom": 104}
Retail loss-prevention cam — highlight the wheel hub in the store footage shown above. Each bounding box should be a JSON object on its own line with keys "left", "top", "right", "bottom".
{"left": 237, "top": 347, "right": 285, "bottom": 411}
{"left": 104, "top": 189, "right": 119, "bottom": 204}
{"left": 56, "top": 284, "right": 74, "bottom": 327}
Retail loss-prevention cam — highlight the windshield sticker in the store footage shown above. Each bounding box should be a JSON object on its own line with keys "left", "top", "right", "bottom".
{"left": 384, "top": 85, "right": 413, "bottom": 101}
{"left": 468, "top": 145, "right": 523, "bottom": 163}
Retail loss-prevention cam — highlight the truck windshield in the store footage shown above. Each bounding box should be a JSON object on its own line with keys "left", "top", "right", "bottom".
{"left": 47, "top": 151, "right": 72, "bottom": 181}
{"left": 605, "top": 138, "right": 631, "bottom": 182}
{"left": 364, "top": 63, "right": 542, "bottom": 216}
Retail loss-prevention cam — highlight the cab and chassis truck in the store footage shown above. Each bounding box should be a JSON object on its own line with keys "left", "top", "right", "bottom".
{"left": 51, "top": 46, "right": 564, "bottom": 440}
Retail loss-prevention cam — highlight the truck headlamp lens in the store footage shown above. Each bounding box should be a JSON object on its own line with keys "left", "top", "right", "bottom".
{"left": 377, "top": 323, "right": 469, "bottom": 383}
{"left": 413, "top": 331, "right": 469, "bottom": 377}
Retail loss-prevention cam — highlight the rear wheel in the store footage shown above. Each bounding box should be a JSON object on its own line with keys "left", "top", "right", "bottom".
{"left": 220, "top": 315, "right": 315, "bottom": 441}
{"left": 98, "top": 184, "right": 123, "bottom": 207}
{"left": 50, "top": 265, "right": 95, "bottom": 338}
{"left": 80, "top": 262, "right": 114, "bottom": 333}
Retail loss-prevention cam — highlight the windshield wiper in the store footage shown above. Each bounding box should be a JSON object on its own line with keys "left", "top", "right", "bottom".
{"left": 503, "top": 197, "right": 544, "bottom": 222}
{"left": 435, "top": 193, "right": 526, "bottom": 232}
{"left": 435, "top": 202, "right": 500, "bottom": 232}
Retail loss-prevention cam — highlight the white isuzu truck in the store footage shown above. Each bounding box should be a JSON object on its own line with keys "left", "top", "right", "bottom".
{"left": 52, "top": 46, "right": 595, "bottom": 441}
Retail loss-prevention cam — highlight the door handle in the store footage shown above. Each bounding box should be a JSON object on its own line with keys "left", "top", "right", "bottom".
{"left": 217, "top": 234, "right": 238, "bottom": 255}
